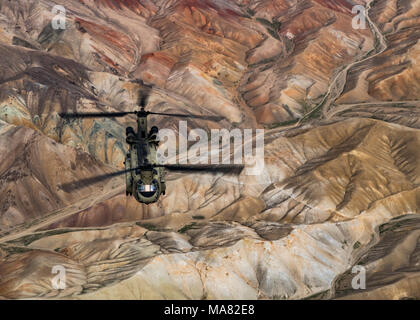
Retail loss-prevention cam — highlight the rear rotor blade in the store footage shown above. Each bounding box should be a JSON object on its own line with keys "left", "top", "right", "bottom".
{"left": 59, "top": 111, "right": 135, "bottom": 119}
{"left": 140, "top": 93, "right": 149, "bottom": 108}
{"left": 158, "top": 164, "right": 244, "bottom": 175}
{"left": 138, "top": 81, "right": 153, "bottom": 108}
{"left": 147, "top": 111, "right": 224, "bottom": 121}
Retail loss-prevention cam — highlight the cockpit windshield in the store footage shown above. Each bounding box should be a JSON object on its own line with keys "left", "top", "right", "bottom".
{"left": 137, "top": 181, "right": 158, "bottom": 198}
{"left": 140, "top": 184, "right": 156, "bottom": 192}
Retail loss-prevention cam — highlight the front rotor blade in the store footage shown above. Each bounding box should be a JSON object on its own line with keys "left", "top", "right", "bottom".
{"left": 59, "top": 111, "right": 135, "bottom": 119}
{"left": 59, "top": 167, "right": 139, "bottom": 192}
{"left": 159, "top": 164, "right": 244, "bottom": 175}
{"left": 147, "top": 111, "right": 224, "bottom": 122}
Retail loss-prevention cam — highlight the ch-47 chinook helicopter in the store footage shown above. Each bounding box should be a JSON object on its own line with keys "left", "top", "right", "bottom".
{"left": 59, "top": 87, "right": 244, "bottom": 204}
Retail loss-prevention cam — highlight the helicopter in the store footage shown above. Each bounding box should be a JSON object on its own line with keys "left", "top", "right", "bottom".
{"left": 58, "top": 86, "right": 244, "bottom": 204}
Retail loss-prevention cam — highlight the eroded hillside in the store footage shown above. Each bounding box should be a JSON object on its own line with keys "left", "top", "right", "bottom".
{"left": 1, "top": 0, "right": 420, "bottom": 300}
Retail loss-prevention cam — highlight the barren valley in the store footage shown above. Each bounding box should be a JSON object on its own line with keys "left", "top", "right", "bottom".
{"left": 1, "top": 0, "right": 420, "bottom": 300}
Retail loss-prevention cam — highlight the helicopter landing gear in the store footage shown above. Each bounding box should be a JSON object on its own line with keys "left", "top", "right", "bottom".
{"left": 161, "top": 181, "right": 166, "bottom": 195}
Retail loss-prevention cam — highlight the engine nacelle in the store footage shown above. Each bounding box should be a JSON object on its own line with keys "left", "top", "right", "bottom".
{"left": 126, "top": 126, "right": 136, "bottom": 144}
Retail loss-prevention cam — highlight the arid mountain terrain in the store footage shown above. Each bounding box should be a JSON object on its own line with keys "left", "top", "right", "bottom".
{"left": 1, "top": 0, "right": 420, "bottom": 300}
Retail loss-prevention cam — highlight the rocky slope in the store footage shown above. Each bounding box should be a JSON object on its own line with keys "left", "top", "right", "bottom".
{"left": 1, "top": 0, "right": 420, "bottom": 300}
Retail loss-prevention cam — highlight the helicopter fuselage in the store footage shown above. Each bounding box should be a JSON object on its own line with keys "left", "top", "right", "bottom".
{"left": 124, "top": 114, "right": 165, "bottom": 204}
